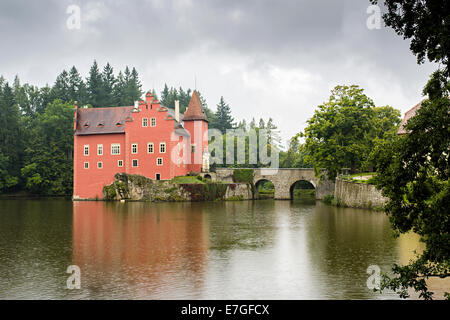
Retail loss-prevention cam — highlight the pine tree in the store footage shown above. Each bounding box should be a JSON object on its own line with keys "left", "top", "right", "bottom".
{"left": 102, "top": 63, "right": 116, "bottom": 106}
{"left": 52, "top": 70, "right": 70, "bottom": 102}
{"left": 117, "top": 66, "right": 143, "bottom": 106}
{"left": 68, "top": 66, "right": 86, "bottom": 105}
{"left": 0, "top": 82, "right": 21, "bottom": 191}
{"left": 212, "top": 96, "right": 234, "bottom": 133}
{"left": 161, "top": 84, "right": 170, "bottom": 105}
{"left": 86, "top": 60, "right": 104, "bottom": 107}
{"left": 266, "top": 117, "right": 283, "bottom": 151}
{"left": 258, "top": 118, "right": 265, "bottom": 129}
{"left": 113, "top": 71, "right": 125, "bottom": 105}
{"left": 129, "top": 67, "right": 143, "bottom": 102}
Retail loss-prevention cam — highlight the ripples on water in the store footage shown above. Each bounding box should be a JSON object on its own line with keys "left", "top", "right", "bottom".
{"left": 0, "top": 198, "right": 433, "bottom": 299}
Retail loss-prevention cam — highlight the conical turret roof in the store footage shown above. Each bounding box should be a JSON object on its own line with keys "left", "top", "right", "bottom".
{"left": 183, "top": 90, "right": 208, "bottom": 122}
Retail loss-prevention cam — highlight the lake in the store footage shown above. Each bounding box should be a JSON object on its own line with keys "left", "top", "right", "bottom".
{"left": 0, "top": 198, "right": 432, "bottom": 299}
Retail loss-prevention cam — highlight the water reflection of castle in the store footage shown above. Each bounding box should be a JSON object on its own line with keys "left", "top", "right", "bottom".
{"left": 72, "top": 201, "right": 209, "bottom": 298}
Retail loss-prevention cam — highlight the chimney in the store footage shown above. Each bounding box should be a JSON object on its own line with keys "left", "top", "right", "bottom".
{"left": 175, "top": 100, "right": 180, "bottom": 122}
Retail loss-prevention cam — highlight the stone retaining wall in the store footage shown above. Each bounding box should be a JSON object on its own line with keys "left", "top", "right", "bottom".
{"left": 334, "top": 177, "right": 388, "bottom": 209}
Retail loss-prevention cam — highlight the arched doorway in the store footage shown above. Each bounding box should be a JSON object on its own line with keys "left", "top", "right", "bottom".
{"left": 290, "top": 180, "right": 315, "bottom": 201}
{"left": 255, "top": 179, "right": 275, "bottom": 199}
{"left": 204, "top": 174, "right": 212, "bottom": 180}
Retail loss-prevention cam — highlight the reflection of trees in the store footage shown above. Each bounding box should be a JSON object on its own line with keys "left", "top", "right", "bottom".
{"left": 207, "top": 200, "right": 278, "bottom": 251}
{"left": 72, "top": 201, "right": 210, "bottom": 299}
{"left": 305, "top": 203, "right": 400, "bottom": 299}
{"left": 0, "top": 199, "right": 73, "bottom": 299}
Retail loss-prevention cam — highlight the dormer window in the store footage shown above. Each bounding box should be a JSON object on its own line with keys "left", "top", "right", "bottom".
{"left": 116, "top": 122, "right": 122, "bottom": 127}
{"left": 83, "top": 121, "right": 90, "bottom": 128}
{"left": 97, "top": 121, "right": 104, "bottom": 127}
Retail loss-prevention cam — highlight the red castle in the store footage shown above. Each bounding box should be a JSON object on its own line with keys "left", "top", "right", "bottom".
{"left": 73, "top": 91, "right": 209, "bottom": 200}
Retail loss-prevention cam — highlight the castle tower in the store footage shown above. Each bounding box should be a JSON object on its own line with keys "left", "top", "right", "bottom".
{"left": 183, "top": 90, "right": 208, "bottom": 173}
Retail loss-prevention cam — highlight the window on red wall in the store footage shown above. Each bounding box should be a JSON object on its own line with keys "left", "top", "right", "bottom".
{"left": 147, "top": 143, "right": 154, "bottom": 153}
{"left": 160, "top": 143, "right": 166, "bottom": 153}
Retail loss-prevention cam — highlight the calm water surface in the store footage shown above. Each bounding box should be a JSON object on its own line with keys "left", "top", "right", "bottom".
{"left": 0, "top": 199, "right": 424, "bottom": 299}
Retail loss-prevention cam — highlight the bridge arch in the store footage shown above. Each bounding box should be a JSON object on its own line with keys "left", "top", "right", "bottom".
{"left": 255, "top": 179, "right": 275, "bottom": 199}
{"left": 289, "top": 180, "right": 316, "bottom": 200}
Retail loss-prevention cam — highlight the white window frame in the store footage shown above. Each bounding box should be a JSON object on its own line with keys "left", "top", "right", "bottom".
{"left": 159, "top": 142, "right": 166, "bottom": 154}
{"left": 142, "top": 118, "right": 148, "bottom": 127}
{"left": 147, "top": 142, "right": 154, "bottom": 154}
{"left": 97, "top": 144, "right": 103, "bottom": 156}
{"left": 132, "top": 159, "right": 138, "bottom": 167}
{"left": 84, "top": 162, "right": 89, "bottom": 169}
{"left": 131, "top": 143, "right": 138, "bottom": 154}
{"left": 111, "top": 143, "right": 120, "bottom": 155}
{"left": 118, "top": 160, "right": 123, "bottom": 167}
{"left": 84, "top": 145, "right": 89, "bottom": 156}
{"left": 157, "top": 158, "right": 163, "bottom": 166}
{"left": 97, "top": 161, "right": 103, "bottom": 169}
{"left": 150, "top": 118, "right": 156, "bottom": 127}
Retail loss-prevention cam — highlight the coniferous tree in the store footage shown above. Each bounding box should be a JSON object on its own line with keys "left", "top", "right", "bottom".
{"left": 129, "top": 67, "right": 143, "bottom": 102}
{"left": 68, "top": 66, "right": 86, "bottom": 105}
{"left": 113, "top": 71, "right": 125, "bottom": 105}
{"left": 161, "top": 84, "right": 170, "bottom": 105}
{"left": 212, "top": 96, "right": 234, "bottom": 133}
{"left": 86, "top": 60, "right": 104, "bottom": 108}
{"left": 51, "top": 70, "right": 70, "bottom": 102}
{"left": 0, "top": 82, "right": 21, "bottom": 192}
{"left": 102, "top": 63, "right": 116, "bottom": 106}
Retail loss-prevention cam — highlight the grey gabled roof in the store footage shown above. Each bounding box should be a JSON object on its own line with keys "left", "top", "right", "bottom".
{"left": 75, "top": 106, "right": 133, "bottom": 135}
{"left": 75, "top": 105, "right": 191, "bottom": 137}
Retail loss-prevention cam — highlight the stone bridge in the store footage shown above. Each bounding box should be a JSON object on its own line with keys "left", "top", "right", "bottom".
{"left": 205, "top": 168, "right": 335, "bottom": 200}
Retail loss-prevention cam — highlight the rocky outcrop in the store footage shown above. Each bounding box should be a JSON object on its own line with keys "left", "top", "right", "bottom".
{"left": 103, "top": 173, "right": 192, "bottom": 201}
{"left": 103, "top": 173, "right": 252, "bottom": 202}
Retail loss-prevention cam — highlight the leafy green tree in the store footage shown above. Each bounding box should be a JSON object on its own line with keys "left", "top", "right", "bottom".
{"left": 374, "top": 71, "right": 449, "bottom": 299}
{"left": 211, "top": 96, "right": 234, "bottom": 133}
{"left": 280, "top": 136, "right": 311, "bottom": 168}
{"left": 21, "top": 100, "right": 74, "bottom": 195}
{"left": 369, "top": 0, "right": 450, "bottom": 300}
{"left": 300, "top": 85, "right": 386, "bottom": 179}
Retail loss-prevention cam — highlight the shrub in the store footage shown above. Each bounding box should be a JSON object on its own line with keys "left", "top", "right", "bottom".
{"left": 323, "top": 194, "right": 334, "bottom": 205}
{"left": 232, "top": 169, "right": 254, "bottom": 184}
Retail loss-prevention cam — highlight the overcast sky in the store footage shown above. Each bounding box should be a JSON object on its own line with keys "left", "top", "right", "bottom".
{"left": 0, "top": 0, "right": 436, "bottom": 147}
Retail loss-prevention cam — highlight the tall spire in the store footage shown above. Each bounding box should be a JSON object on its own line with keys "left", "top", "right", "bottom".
{"left": 183, "top": 90, "right": 208, "bottom": 122}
